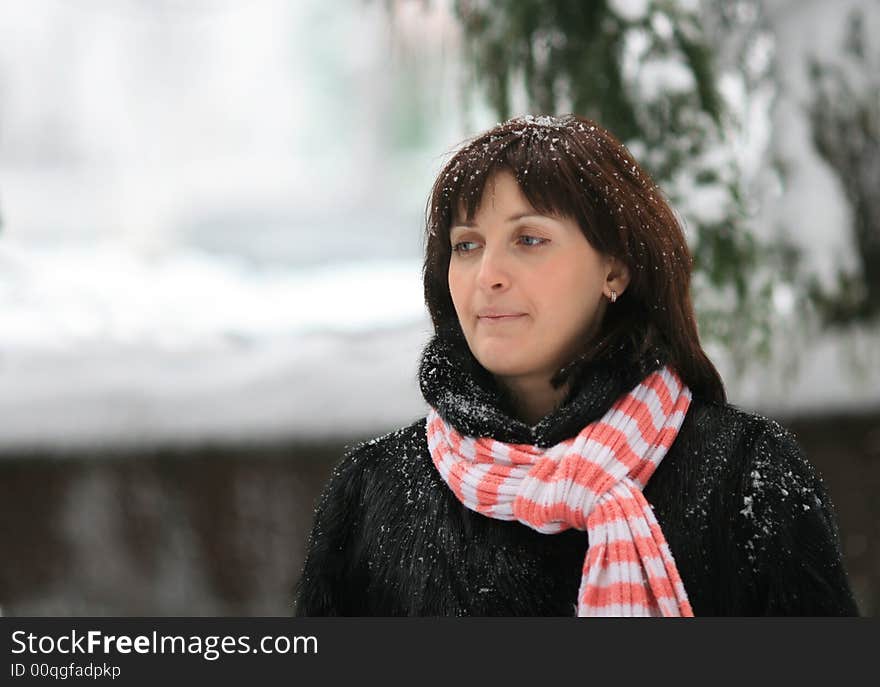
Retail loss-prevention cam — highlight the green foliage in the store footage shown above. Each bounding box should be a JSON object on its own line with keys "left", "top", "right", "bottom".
{"left": 807, "top": 10, "right": 880, "bottom": 326}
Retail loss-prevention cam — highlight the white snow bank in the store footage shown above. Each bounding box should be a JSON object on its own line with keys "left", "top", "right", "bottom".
{"left": 0, "top": 322, "right": 433, "bottom": 452}
{"left": 0, "top": 240, "right": 432, "bottom": 452}
{"left": 0, "top": 240, "right": 425, "bottom": 351}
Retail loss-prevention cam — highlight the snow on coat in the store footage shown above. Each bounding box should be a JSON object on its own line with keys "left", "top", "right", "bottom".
{"left": 292, "top": 333, "right": 859, "bottom": 616}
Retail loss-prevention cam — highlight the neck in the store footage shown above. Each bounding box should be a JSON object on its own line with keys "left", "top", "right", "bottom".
{"left": 497, "top": 373, "right": 571, "bottom": 427}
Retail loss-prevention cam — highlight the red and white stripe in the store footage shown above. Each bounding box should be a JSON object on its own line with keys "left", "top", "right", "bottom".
{"left": 426, "top": 365, "right": 694, "bottom": 617}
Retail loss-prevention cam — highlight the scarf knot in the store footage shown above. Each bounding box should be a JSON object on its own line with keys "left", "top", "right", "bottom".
{"left": 426, "top": 365, "right": 695, "bottom": 617}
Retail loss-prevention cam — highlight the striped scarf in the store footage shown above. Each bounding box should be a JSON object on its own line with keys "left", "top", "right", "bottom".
{"left": 425, "top": 365, "right": 694, "bottom": 617}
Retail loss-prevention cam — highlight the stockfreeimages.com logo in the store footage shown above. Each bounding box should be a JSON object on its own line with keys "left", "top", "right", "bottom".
{"left": 11, "top": 629, "right": 318, "bottom": 662}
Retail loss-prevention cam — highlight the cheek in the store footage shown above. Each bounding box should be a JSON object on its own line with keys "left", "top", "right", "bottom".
{"left": 447, "top": 264, "right": 469, "bottom": 310}
{"left": 531, "top": 261, "right": 603, "bottom": 328}
{"left": 532, "top": 262, "right": 592, "bottom": 308}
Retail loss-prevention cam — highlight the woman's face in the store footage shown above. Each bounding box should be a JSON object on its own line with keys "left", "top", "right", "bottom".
{"left": 448, "top": 169, "right": 626, "bottom": 387}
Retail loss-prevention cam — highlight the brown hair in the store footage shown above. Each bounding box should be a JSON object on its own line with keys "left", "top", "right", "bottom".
{"left": 422, "top": 114, "right": 726, "bottom": 404}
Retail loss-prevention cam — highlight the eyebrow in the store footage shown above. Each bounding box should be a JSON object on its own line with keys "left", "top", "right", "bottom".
{"left": 451, "top": 213, "right": 555, "bottom": 229}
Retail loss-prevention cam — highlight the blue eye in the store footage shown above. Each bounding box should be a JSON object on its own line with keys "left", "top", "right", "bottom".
{"left": 519, "top": 235, "right": 548, "bottom": 247}
{"left": 452, "top": 241, "right": 478, "bottom": 253}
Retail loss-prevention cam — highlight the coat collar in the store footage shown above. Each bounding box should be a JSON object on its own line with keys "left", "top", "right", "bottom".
{"left": 418, "top": 329, "right": 670, "bottom": 448}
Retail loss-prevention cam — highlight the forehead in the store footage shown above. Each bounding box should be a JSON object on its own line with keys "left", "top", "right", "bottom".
{"left": 451, "top": 170, "right": 539, "bottom": 223}
{"left": 440, "top": 123, "right": 596, "bottom": 233}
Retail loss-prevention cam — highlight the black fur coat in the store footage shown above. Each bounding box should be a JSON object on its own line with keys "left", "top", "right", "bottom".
{"left": 292, "top": 334, "right": 859, "bottom": 616}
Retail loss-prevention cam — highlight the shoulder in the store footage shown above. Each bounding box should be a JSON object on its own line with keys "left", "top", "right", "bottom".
{"left": 690, "top": 398, "right": 821, "bottom": 487}
{"left": 682, "top": 398, "right": 810, "bottom": 472}
{"left": 308, "top": 417, "right": 430, "bottom": 531}
{"left": 734, "top": 408, "right": 830, "bottom": 522}
{"left": 703, "top": 403, "right": 841, "bottom": 562}
{"left": 324, "top": 417, "right": 430, "bottom": 492}
{"left": 705, "top": 402, "right": 820, "bottom": 496}
{"left": 336, "top": 417, "right": 428, "bottom": 469}
{"left": 678, "top": 399, "right": 831, "bottom": 525}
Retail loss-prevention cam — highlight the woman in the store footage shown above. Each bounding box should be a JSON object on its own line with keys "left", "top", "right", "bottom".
{"left": 292, "top": 114, "right": 859, "bottom": 616}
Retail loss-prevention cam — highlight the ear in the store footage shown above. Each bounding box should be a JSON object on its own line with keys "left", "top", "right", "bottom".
{"left": 604, "top": 256, "right": 631, "bottom": 296}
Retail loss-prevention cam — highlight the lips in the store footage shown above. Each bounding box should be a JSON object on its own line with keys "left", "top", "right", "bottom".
{"left": 477, "top": 310, "right": 526, "bottom": 323}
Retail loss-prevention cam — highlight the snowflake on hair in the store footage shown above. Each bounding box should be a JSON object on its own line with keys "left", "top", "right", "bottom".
{"left": 506, "top": 114, "right": 574, "bottom": 129}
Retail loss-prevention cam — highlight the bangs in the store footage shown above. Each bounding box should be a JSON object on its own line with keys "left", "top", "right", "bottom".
{"left": 431, "top": 116, "right": 612, "bottom": 248}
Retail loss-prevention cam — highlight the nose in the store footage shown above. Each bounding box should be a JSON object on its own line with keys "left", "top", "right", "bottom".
{"left": 475, "top": 242, "right": 511, "bottom": 292}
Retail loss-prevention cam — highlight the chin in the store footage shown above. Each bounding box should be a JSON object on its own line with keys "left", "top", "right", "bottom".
{"left": 475, "top": 339, "right": 565, "bottom": 380}
{"left": 472, "top": 346, "right": 531, "bottom": 378}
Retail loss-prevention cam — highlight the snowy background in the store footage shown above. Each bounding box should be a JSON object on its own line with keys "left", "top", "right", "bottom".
{"left": 0, "top": 0, "right": 877, "bottom": 616}
{"left": 0, "top": 0, "right": 877, "bottom": 453}
{"left": 0, "top": 0, "right": 449, "bottom": 452}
